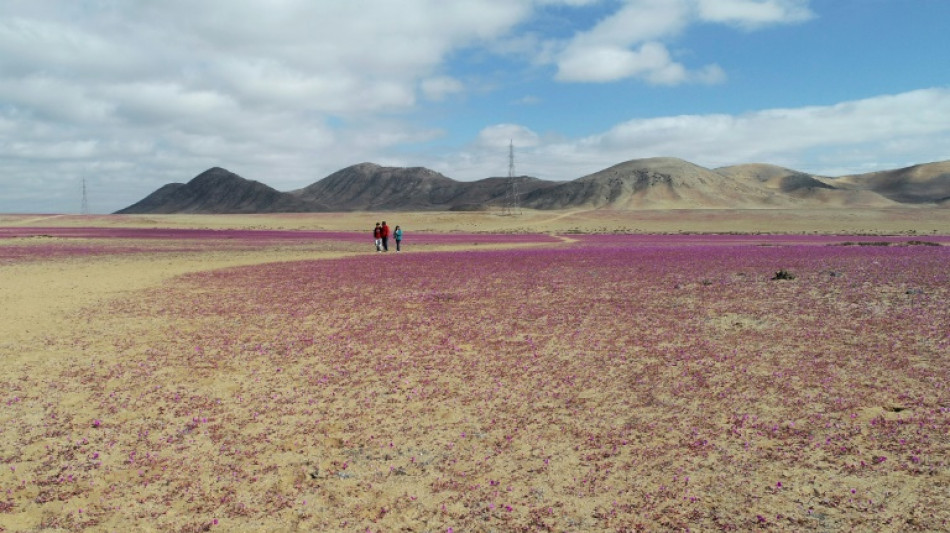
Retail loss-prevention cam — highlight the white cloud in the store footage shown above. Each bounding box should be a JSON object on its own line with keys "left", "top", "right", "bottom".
{"left": 555, "top": 41, "right": 727, "bottom": 85}
{"left": 1, "top": 1, "right": 947, "bottom": 214}
{"left": 431, "top": 88, "right": 950, "bottom": 182}
{"left": 0, "top": 0, "right": 530, "bottom": 118}
{"left": 0, "top": 17, "right": 140, "bottom": 77}
{"left": 2, "top": 140, "right": 99, "bottom": 160}
{"left": 534, "top": 0, "right": 601, "bottom": 5}
{"left": 557, "top": 42, "right": 677, "bottom": 83}
{"left": 421, "top": 76, "right": 465, "bottom": 101}
{"left": 477, "top": 124, "right": 542, "bottom": 149}
{"left": 693, "top": 64, "right": 728, "bottom": 84}
{"left": 0, "top": 76, "right": 114, "bottom": 123}
{"left": 147, "top": 0, "right": 530, "bottom": 76}
{"left": 0, "top": 0, "right": 541, "bottom": 211}
{"left": 574, "top": 0, "right": 693, "bottom": 46}
{"left": 695, "top": 0, "right": 814, "bottom": 28}
{"left": 600, "top": 88, "right": 950, "bottom": 171}
{"left": 103, "top": 83, "right": 239, "bottom": 123}
{"left": 550, "top": 0, "right": 812, "bottom": 84}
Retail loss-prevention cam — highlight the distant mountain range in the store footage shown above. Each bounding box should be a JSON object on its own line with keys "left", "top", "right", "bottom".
{"left": 115, "top": 157, "right": 950, "bottom": 214}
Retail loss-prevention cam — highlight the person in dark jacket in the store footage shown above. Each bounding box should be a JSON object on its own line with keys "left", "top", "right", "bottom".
{"left": 373, "top": 222, "right": 382, "bottom": 252}
{"left": 380, "top": 221, "right": 390, "bottom": 252}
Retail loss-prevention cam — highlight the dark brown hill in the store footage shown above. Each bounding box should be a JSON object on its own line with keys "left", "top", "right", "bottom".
{"left": 116, "top": 167, "right": 317, "bottom": 214}
{"left": 444, "top": 176, "right": 560, "bottom": 211}
{"left": 291, "top": 163, "right": 460, "bottom": 210}
{"left": 291, "top": 163, "right": 558, "bottom": 211}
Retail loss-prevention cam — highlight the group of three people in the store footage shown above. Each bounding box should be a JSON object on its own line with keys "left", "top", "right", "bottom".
{"left": 373, "top": 221, "right": 402, "bottom": 252}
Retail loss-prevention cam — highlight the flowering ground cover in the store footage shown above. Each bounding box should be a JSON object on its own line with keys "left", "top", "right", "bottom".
{"left": 1, "top": 235, "right": 948, "bottom": 531}
{"left": 0, "top": 228, "right": 358, "bottom": 265}
{"left": 0, "top": 227, "right": 557, "bottom": 264}
{"left": 0, "top": 227, "right": 562, "bottom": 244}
{"left": 566, "top": 233, "right": 950, "bottom": 247}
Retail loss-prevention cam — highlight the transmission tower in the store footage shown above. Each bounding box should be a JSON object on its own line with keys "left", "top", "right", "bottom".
{"left": 502, "top": 140, "right": 520, "bottom": 215}
{"left": 81, "top": 178, "right": 89, "bottom": 215}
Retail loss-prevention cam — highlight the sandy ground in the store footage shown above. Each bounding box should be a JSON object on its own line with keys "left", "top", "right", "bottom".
{"left": 0, "top": 250, "right": 344, "bottom": 350}
{"left": 3, "top": 207, "right": 950, "bottom": 235}
{"left": 1, "top": 210, "right": 948, "bottom": 530}
{"left": 5, "top": 207, "right": 945, "bottom": 362}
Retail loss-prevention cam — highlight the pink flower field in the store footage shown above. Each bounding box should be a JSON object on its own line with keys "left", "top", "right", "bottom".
{"left": 0, "top": 227, "right": 558, "bottom": 264}
{"left": 1, "top": 231, "right": 948, "bottom": 531}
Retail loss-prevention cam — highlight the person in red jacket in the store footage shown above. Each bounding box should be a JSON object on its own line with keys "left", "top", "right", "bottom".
{"left": 373, "top": 222, "right": 382, "bottom": 252}
{"left": 380, "top": 221, "right": 390, "bottom": 252}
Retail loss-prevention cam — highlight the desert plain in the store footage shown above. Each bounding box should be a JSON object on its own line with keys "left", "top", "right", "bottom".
{"left": 1, "top": 208, "right": 948, "bottom": 532}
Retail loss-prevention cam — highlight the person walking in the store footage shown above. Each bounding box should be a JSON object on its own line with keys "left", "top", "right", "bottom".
{"left": 394, "top": 225, "right": 403, "bottom": 252}
{"left": 380, "top": 221, "right": 390, "bottom": 252}
{"left": 373, "top": 222, "right": 382, "bottom": 252}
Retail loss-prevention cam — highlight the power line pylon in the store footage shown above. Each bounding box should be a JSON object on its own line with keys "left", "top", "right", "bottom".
{"left": 81, "top": 178, "right": 89, "bottom": 215}
{"left": 502, "top": 140, "right": 520, "bottom": 216}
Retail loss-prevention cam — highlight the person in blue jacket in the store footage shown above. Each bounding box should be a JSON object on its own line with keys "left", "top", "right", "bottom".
{"left": 394, "top": 225, "right": 403, "bottom": 252}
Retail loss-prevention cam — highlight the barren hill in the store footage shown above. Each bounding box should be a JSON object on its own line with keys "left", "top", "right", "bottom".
{"left": 525, "top": 157, "right": 791, "bottom": 209}
{"left": 716, "top": 163, "right": 899, "bottom": 207}
{"left": 116, "top": 167, "right": 316, "bottom": 214}
{"left": 291, "top": 163, "right": 559, "bottom": 211}
{"left": 115, "top": 158, "right": 950, "bottom": 214}
{"left": 291, "top": 163, "right": 459, "bottom": 211}
{"left": 716, "top": 163, "right": 828, "bottom": 191}
{"left": 831, "top": 161, "right": 950, "bottom": 204}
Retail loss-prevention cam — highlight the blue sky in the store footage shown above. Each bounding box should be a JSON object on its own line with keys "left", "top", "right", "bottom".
{"left": 1, "top": 0, "right": 949, "bottom": 213}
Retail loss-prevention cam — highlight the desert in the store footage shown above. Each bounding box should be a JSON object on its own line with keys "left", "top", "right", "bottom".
{"left": 5, "top": 1, "right": 950, "bottom": 529}
{"left": 1, "top": 210, "right": 948, "bottom": 531}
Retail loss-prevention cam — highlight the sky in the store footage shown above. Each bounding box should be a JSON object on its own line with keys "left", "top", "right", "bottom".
{"left": 2, "top": 0, "right": 949, "bottom": 214}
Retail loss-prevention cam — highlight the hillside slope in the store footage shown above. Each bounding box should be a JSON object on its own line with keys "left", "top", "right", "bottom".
{"left": 524, "top": 158, "right": 791, "bottom": 209}
{"left": 115, "top": 158, "right": 950, "bottom": 213}
{"left": 116, "top": 168, "right": 316, "bottom": 214}
{"left": 832, "top": 161, "right": 950, "bottom": 204}
{"left": 716, "top": 163, "right": 898, "bottom": 207}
